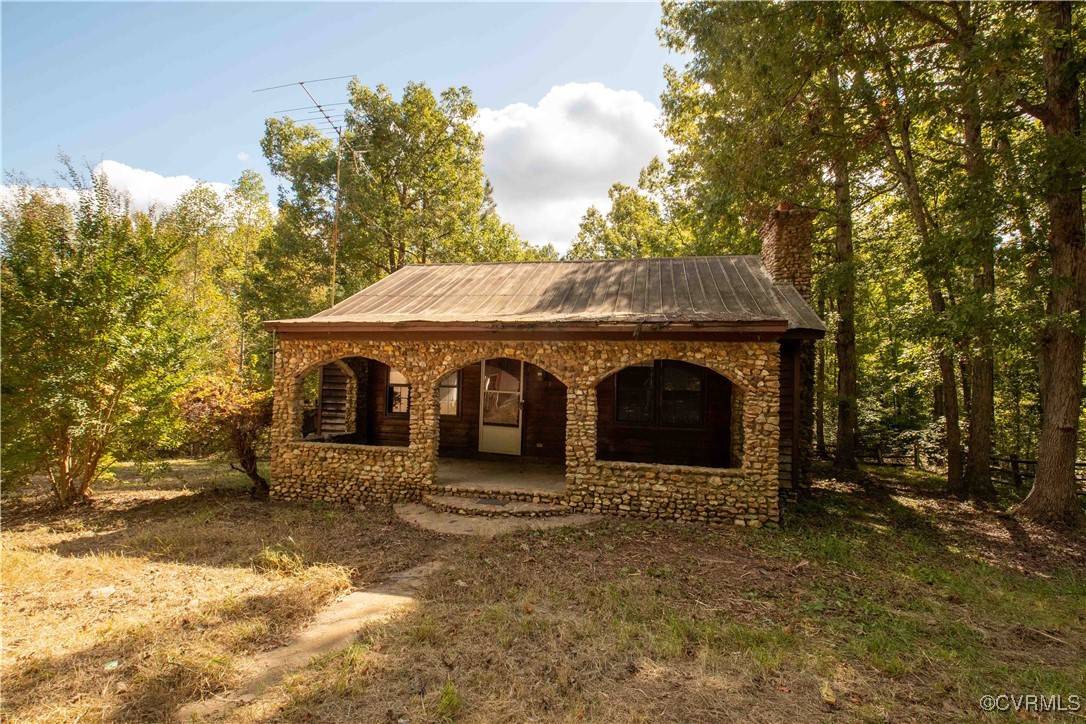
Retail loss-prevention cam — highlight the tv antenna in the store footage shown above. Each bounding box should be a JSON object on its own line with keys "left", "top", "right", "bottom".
{"left": 254, "top": 75, "right": 373, "bottom": 306}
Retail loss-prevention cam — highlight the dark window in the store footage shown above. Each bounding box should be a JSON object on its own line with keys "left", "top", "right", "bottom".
{"left": 614, "top": 360, "right": 707, "bottom": 428}
{"left": 438, "top": 371, "right": 460, "bottom": 417}
{"left": 660, "top": 362, "right": 705, "bottom": 426}
{"left": 386, "top": 368, "right": 410, "bottom": 415}
{"left": 615, "top": 364, "right": 654, "bottom": 423}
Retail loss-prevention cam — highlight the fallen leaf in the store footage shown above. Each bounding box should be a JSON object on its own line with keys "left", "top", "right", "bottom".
{"left": 820, "top": 681, "right": 836, "bottom": 706}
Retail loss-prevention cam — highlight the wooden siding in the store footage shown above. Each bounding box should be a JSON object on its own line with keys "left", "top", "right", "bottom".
{"left": 364, "top": 361, "right": 409, "bottom": 447}
{"left": 778, "top": 341, "right": 801, "bottom": 488}
{"left": 522, "top": 363, "right": 567, "bottom": 460}
{"left": 439, "top": 360, "right": 566, "bottom": 462}
{"left": 596, "top": 367, "right": 733, "bottom": 468}
{"left": 439, "top": 364, "right": 480, "bottom": 456}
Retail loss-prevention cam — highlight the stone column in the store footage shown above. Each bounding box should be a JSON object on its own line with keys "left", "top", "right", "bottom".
{"left": 564, "top": 382, "right": 597, "bottom": 506}
{"left": 407, "top": 369, "right": 440, "bottom": 491}
{"left": 737, "top": 354, "right": 781, "bottom": 523}
{"left": 269, "top": 338, "right": 308, "bottom": 486}
{"left": 760, "top": 203, "right": 818, "bottom": 490}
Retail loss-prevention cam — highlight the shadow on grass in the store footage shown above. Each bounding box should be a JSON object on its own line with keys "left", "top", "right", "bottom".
{"left": 35, "top": 489, "right": 449, "bottom": 585}
{"left": 1, "top": 585, "right": 333, "bottom": 722}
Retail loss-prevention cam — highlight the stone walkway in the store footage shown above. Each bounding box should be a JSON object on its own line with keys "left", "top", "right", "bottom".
{"left": 395, "top": 502, "right": 598, "bottom": 536}
{"left": 173, "top": 560, "right": 443, "bottom": 722}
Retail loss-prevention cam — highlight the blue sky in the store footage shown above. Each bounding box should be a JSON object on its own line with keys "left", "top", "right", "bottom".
{"left": 3, "top": 2, "right": 676, "bottom": 248}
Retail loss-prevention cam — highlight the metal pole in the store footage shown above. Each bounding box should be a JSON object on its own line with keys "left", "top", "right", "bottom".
{"left": 331, "top": 143, "right": 342, "bottom": 307}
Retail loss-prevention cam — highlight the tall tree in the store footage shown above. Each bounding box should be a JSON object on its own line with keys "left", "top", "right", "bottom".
{"left": 1, "top": 173, "right": 191, "bottom": 505}
{"left": 566, "top": 159, "right": 691, "bottom": 260}
{"left": 1014, "top": 1, "right": 1085, "bottom": 526}
{"left": 660, "top": 1, "right": 865, "bottom": 471}
{"left": 261, "top": 81, "right": 547, "bottom": 311}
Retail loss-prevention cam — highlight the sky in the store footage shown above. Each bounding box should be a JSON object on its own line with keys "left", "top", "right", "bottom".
{"left": 2, "top": 2, "right": 676, "bottom": 250}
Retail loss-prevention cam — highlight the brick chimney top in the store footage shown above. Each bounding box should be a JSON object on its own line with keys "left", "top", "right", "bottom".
{"left": 759, "top": 205, "right": 817, "bottom": 301}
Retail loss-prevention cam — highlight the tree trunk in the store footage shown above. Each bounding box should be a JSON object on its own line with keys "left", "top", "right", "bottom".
{"left": 1016, "top": 0, "right": 1085, "bottom": 527}
{"left": 816, "top": 293, "right": 827, "bottom": 457}
{"left": 233, "top": 432, "right": 270, "bottom": 500}
{"left": 827, "top": 63, "right": 859, "bottom": 473}
{"left": 959, "top": 4, "right": 997, "bottom": 497}
{"left": 939, "top": 347, "right": 966, "bottom": 496}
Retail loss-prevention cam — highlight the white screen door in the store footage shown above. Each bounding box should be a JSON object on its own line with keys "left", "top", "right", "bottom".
{"left": 479, "top": 358, "right": 523, "bottom": 455}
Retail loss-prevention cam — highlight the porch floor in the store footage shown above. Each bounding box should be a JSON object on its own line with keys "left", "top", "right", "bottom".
{"left": 435, "top": 458, "right": 566, "bottom": 496}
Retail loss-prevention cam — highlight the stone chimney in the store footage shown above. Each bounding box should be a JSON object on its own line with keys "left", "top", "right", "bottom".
{"left": 758, "top": 203, "right": 817, "bottom": 301}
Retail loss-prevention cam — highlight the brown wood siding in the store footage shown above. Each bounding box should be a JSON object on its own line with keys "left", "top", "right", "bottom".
{"left": 438, "top": 360, "right": 566, "bottom": 462}
{"left": 364, "top": 361, "right": 409, "bottom": 447}
{"left": 778, "top": 341, "right": 802, "bottom": 489}
{"left": 522, "top": 363, "right": 567, "bottom": 460}
{"left": 317, "top": 363, "right": 350, "bottom": 433}
{"left": 596, "top": 367, "right": 733, "bottom": 468}
{"left": 439, "top": 364, "right": 481, "bottom": 457}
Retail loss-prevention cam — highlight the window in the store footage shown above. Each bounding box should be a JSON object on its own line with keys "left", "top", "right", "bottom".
{"left": 659, "top": 362, "right": 705, "bottom": 426}
{"left": 615, "top": 363, "right": 654, "bottom": 423}
{"left": 386, "top": 368, "right": 410, "bottom": 415}
{"left": 613, "top": 360, "right": 706, "bottom": 428}
{"left": 438, "top": 371, "right": 460, "bottom": 417}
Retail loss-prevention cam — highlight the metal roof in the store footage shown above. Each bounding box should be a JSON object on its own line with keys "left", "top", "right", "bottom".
{"left": 267, "top": 256, "right": 825, "bottom": 333}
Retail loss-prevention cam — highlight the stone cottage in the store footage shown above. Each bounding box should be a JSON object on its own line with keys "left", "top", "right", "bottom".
{"left": 264, "top": 205, "right": 824, "bottom": 526}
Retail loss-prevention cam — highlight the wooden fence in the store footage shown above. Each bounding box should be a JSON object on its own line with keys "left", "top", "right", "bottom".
{"left": 990, "top": 455, "right": 1086, "bottom": 495}
{"left": 817, "top": 443, "right": 921, "bottom": 469}
{"left": 818, "top": 445, "right": 1086, "bottom": 495}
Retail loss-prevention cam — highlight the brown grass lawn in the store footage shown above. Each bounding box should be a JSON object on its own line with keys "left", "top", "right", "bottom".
{"left": 2, "top": 461, "right": 1084, "bottom": 722}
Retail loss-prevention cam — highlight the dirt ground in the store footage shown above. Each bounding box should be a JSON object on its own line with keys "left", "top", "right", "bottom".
{"left": 2, "top": 460, "right": 1083, "bottom": 722}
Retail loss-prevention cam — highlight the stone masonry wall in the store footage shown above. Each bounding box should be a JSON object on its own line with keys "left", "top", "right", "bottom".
{"left": 271, "top": 339, "right": 780, "bottom": 524}
{"left": 760, "top": 203, "right": 818, "bottom": 490}
{"left": 758, "top": 205, "right": 817, "bottom": 300}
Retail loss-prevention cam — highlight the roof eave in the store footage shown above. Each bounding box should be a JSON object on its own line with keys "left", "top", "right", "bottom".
{"left": 261, "top": 318, "right": 822, "bottom": 341}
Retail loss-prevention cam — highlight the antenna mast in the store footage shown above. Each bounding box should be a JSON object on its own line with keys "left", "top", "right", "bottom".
{"left": 255, "top": 75, "right": 355, "bottom": 307}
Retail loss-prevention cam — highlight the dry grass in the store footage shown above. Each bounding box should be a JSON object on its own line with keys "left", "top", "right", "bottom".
{"left": 1, "top": 460, "right": 446, "bottom": 721}
{"left": 3, "top": 460, "right": 1084, "bottom": 722}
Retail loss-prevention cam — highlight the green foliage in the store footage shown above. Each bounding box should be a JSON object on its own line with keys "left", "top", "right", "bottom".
{"left": 159, "top": 172, "right": 274, "bottom": 382}
{"left": 655, "top": 0, "right": 1086, "bottom": 471}
{"left": 1, "top": 173, "right": 192, "bottom": 505}
{"left": 255, "top": 80, "right": 550, "bottom": 325}
{"left": 176, "top": 375, "right": 273, "bottom": 496}
{"left": 566, "top": 159, "right": 694, "bottom": 259}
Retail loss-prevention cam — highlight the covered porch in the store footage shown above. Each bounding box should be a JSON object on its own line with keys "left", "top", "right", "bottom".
{"left": 435, "top": 457, "right": 566, "bottom": 498}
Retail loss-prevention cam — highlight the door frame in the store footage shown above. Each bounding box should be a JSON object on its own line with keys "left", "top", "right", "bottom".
{"left": 478, "top": 359, "right": 524, "bottom": 455}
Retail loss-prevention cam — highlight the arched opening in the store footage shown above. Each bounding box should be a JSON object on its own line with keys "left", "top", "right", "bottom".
{"left": 434, "top": 357, "right": 567, "bottom": 494}
{"left": 595, "top": 359, "right": 738, "bottom": 468}
{"left": 295, "top": 356, "right": 410, "bottom": 447}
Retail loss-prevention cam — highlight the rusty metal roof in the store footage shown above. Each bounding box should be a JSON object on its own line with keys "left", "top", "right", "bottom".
{"left": 268, "top": 256, "right": 825, "bottom": 333}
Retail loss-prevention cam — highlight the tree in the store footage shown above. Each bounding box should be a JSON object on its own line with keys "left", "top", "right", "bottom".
{"left": 1014, "top": 1, "right": 1085, "bottom": 527}
{"left": 660, "top": 1, "right": 867, "bottom": 472}
{"left": 566, "top": 160, "right": 691, "bottom": 260}
{"left": 177, "top": 377, "right": 273, "bottom": 498}
{"left": 260, "top": 81, "right": 546, "bottom": 311}
{"left": 1, "top": 172, "right": 191, "bottom": 506}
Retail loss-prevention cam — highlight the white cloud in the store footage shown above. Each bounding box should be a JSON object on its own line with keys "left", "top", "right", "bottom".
{"left": 237, "top": 151, "right": 250, "bottom": 162}
{"left": 475, "top": 82, "right": 669, "bottom": 250}
{"left": 95, "top": 160, "right": 231, "bottom": 211}
{"left": 0, "top": 184, "right": 80, "bottom": 209}
{"left": 1, "top": 161, "right": 231, "bottom": 214}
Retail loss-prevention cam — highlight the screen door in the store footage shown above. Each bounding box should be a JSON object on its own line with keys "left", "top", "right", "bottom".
{"left": 479, "top": 358, "right": 523, "bottom": 455}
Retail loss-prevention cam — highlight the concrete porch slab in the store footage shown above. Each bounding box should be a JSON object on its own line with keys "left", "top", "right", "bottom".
{"left": 435, "top": 457, "right": 566, "bottom": 496}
